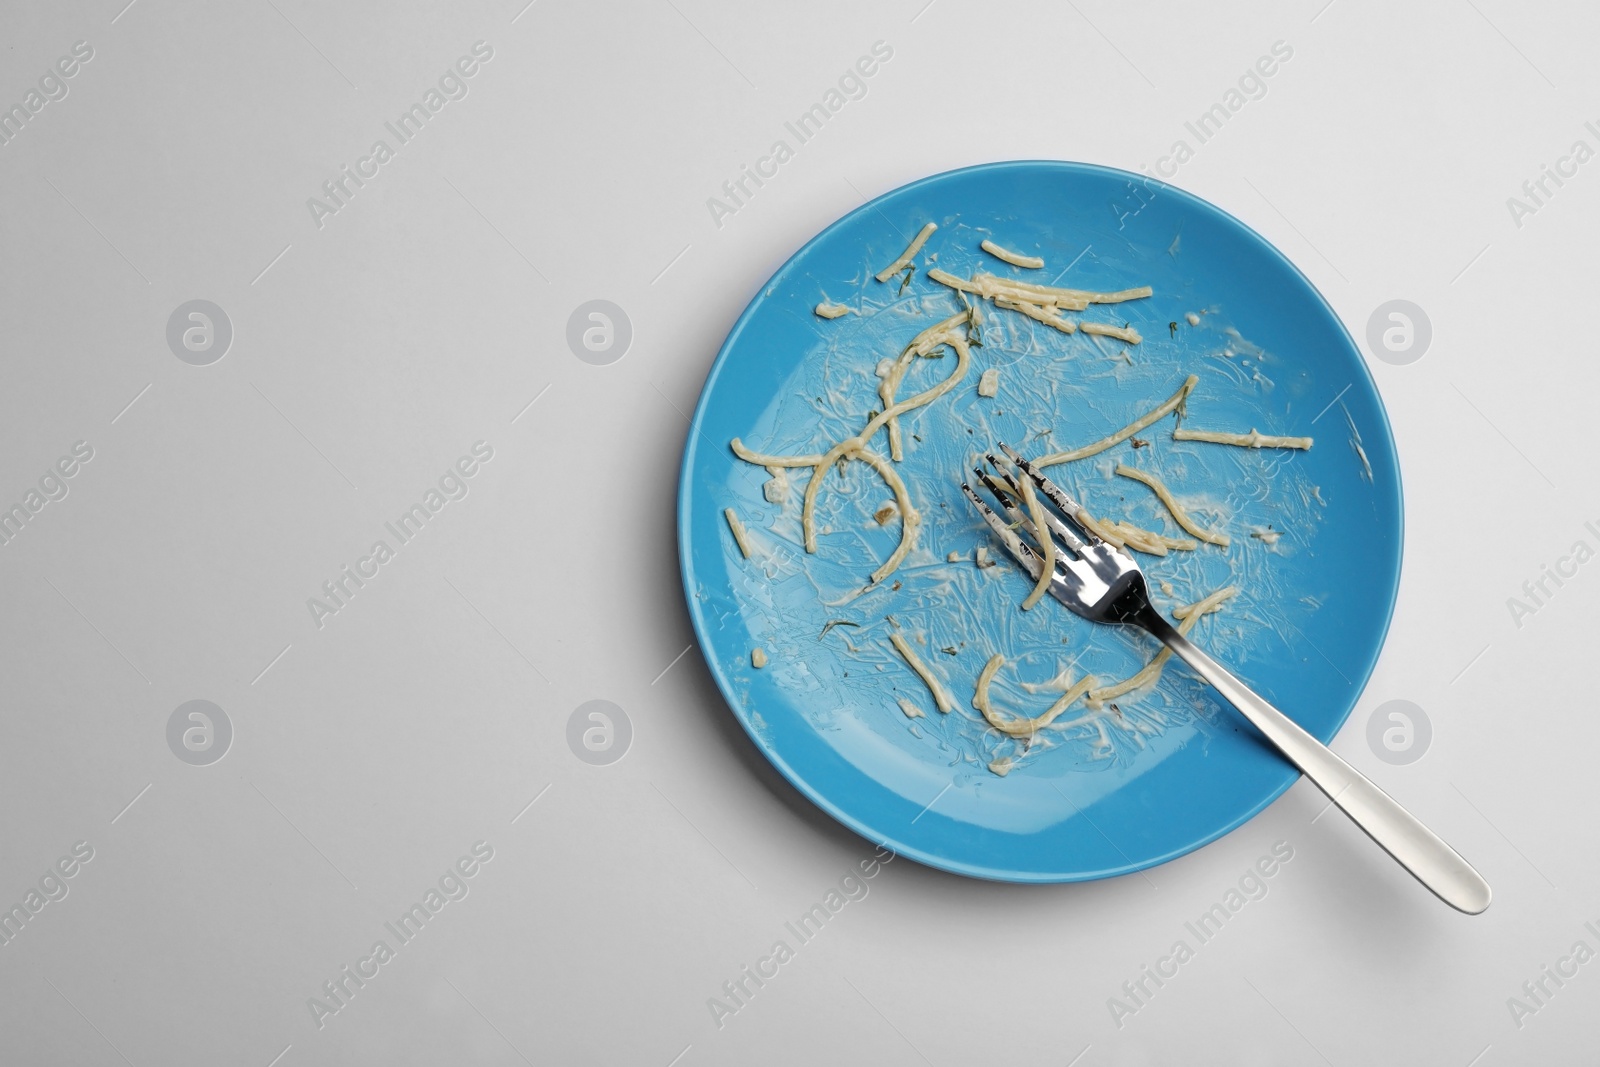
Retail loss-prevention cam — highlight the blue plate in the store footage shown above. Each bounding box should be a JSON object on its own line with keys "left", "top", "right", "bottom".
{"left": 677, "top": 161, "right": 1400, "bottom": 882}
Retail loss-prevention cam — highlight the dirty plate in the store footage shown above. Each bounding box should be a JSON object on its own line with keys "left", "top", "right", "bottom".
{"left": 677, "top": 160, "right": 1400, "bottom": 882}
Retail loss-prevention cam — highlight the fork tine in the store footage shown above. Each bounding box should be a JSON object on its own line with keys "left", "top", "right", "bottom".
{"left": 981, "top": 453, "right": 1035, "bottom": 508}
{"left": 974, "top": 468, "right": 1023, "bottom": 514}
{"left": 975, "top": 466, "right": 1072, "bottom": 552}
{"left": 960, "top": 482, "right": 1043, "bottom": 581}
{"left": 987, "top": 464, "right": 1089, "bottom": 555}
{"left": 1033, "top": 500, "right": 1089, "bottom": 555}
{"left": 985, "top": 449, "right": 1089, "bottom": 553}
{"left": 997, "top": 443, "right": 1103, "bottom": 545}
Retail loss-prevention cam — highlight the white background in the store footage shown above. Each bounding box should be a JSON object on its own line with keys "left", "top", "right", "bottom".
{"left": 0, "top": 0, "right": 1596, "bottom": 1063}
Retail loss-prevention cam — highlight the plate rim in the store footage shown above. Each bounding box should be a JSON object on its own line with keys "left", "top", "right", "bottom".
{"left": 676, "top": 158, "right": 1404, "bottom": 883}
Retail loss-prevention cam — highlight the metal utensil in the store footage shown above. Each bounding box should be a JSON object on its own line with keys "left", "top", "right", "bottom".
{"left": 962, "top": 443, "right": 1491, "bottom": 914}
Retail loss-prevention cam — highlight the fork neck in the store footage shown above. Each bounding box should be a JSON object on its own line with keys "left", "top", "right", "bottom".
{"left": 1109, "top": 584, "right": 1178, "bottom": 643}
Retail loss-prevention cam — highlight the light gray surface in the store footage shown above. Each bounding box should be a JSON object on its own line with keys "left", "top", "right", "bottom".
{"left": 1, "top": 1, "right": 1596, "bottom": 1063}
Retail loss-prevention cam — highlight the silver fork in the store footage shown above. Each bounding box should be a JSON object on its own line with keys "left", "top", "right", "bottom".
{"left": 963, "top": 444, "right": 1492, "bottom": 914}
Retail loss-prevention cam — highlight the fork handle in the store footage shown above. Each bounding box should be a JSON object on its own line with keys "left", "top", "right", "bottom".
{"left": 1141, "top": 613, "right": 1492, "bottom": 915}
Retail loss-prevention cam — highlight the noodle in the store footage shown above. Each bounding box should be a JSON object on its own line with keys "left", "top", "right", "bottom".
{"left": 1173, "top": 427, "right": 1313, "bottom": 450}
{"left": 1088, "top": 586, "right": 1238, "bottom": 703}
{"left": 730, "top": 439, "right": 822, "bottom": 467}
{"left": 1017, "top": 475, "right": 1055, "bottom": 611}
{"left": 1081, "top": 321, "right": 1143, "bottom": 344}
{"left": 1114, "top": 464, "right": 1230, "bottom": 547}
{"left": 874, "top": 222, "right": 938, "bottom": 283}
{"left": 980, "top": 240, "right": 1044, "bottom": 269}
{"left": 889, "top": 632, "right": 954, "bottom": 713}
{"left": 972, "top": 654, "right": 1098, "bottom": 737}
{"left": 802, "top": 336, "right": 971, "bottom": 553}
{"left": 993, "top": 296, "right": 1076, "bottom": 334}
{"left": 926, "top": 267, "right": 981, "bottom": 296}
{"left": 723, "top": 508, "right": 753, "bottom": 559}
{"left": 879, "top": 310, "right": 971, "bottom": 460}
{"left": 1034, "top": 375, "right": 1198, "bottom": 466}
{"left": 1105, "top": 520, "right": 1197, "bottom": 555}
{"left": 851, "top": 444, "right": 921, "bottom": 587}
